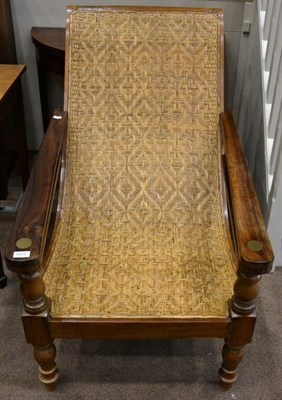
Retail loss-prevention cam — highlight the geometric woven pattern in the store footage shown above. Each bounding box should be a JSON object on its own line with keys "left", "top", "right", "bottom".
{"left": 44, "top": 8, "right": 237, "bottom": 318}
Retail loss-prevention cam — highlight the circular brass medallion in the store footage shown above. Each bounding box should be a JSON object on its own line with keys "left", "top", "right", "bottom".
{"left": 247, "top": 240, "right": 263, "bottom": 252}
{"left": 16, "top": 238, "right": 32, "bottom": 250}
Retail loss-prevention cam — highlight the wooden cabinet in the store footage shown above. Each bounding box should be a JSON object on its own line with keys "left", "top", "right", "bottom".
{"left": 0, "top": 0, "right": 17, "bottom": 64}
{"left": 0, "top": 0, "right": 29, "bottom": 200}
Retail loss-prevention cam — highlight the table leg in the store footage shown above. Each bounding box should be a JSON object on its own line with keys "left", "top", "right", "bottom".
{"left": 36, "top": 57, "right": 50, "bottom": 132}
{"left": 13, "top": 82, "right": 30, "bottom": 191}
{"left": 0, "top": 115, "right": 9, "bottom": 199}
{"left": 0, "top": 252, "right": 7, "bottom": 289}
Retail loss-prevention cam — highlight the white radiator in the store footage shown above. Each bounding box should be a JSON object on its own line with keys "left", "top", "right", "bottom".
{"left": 233, "top": 0, "right": 281, "bottom": 268}
{"left": 259, "top": 0, "right": 282, "bottom": 267}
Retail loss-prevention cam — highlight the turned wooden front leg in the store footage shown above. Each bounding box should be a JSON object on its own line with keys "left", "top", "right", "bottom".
{"left": 219, "top": 342, "right": 244, "bottom": 389}
{"left": 22, "top": 312, "right": 59, "bottom": 391}
{"left": 17, "top": 267, "right": 59, "bottom": 390}
{"left": 19, "top": 269, "right": 48, "bottom": 315}
{"left": 34, "top": 343, "right": 59, "bottom": 391}
{"left": 232, "top": 272, "right": 261, "bottom": 315}
{"left": 219, "top": 271, "right": 261, "bottom": 389}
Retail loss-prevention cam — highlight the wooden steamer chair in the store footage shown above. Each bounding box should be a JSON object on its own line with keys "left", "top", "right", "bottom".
{"left": 6, "top": 6, "right": 273, "bottom": 390}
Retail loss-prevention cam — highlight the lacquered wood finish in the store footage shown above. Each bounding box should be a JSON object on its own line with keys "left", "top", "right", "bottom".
{"left": 220, "top": 111, "right": 273, "bottom": 275}
{"left": 49, "top": 318, "right": 230, "bottom": 340}
{"left": 31, "top": 27, "right": 65, "bottom": 130}
{"left": 0, "top": 64, "right": 25, "bottom": 102}
{"left": 31, "top": 27, "right": 65, "bottom": 56}
{"left": 218, "top": 110, "right": 274, "bottom": 388}
{"left": 5, "top": 110, "right": 67, "bottom": 268}
{"left": 5, "top": 110, "right": 66, "bottom": 390}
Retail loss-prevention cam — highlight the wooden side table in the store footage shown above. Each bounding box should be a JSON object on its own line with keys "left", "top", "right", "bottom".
{"left": 0, "top": 64, "right": 29, "bottom": 288}
{"left": 0, "top": 64, "right": 29, "bottom": 199}
{"left": 31, "top": 27, "right": 65, "bottom": 131}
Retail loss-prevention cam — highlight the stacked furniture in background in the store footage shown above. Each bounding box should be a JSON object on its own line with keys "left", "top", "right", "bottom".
{"left": 0, "top": 0, "right": 29, "bottom": 288}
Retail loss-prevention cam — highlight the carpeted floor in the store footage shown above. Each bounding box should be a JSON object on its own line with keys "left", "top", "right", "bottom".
{"left": 1, "top": 197, "right": 282, "bottom": 400}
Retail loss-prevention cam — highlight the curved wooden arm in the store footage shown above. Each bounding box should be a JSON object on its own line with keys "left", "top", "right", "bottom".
{"left": 5, "top": 110, "right": 67, "bottom": 271}
{"left": 221, "top": 111, "right": 273, "bottom": 275}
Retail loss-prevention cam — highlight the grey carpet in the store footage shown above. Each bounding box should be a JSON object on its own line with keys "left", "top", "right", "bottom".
{"left": 1, "top": 214, "right": 282, "bottom": 400}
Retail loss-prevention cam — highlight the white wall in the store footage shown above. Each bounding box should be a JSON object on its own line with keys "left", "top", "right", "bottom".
{"left": 233, "top": 1, "right": 268, "bottom": 215}
{"left": 10, "top": 0, "right": 246, "bottom": 149}
{"left": 259, "top": 0, "right": 282, "bottom": 268}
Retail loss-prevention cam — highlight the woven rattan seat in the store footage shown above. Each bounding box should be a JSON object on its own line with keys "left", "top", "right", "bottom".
{"left": 6, "top": 6, "right": 273, "bottom": 391}
{"left": 44, "top": 9, "right": 236, "bottom": 318}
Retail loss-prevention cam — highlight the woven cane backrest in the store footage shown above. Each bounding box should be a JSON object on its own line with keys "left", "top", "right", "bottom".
{"left": 44, "top": 8, "right": 236, "bottom": 318}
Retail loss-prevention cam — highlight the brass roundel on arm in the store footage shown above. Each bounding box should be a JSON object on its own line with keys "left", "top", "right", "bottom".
{"left": 247, "top": 240, "right": 263, "bottom": 252}
{"left": 16, "top": 238, "right": 32, "bottom": 250}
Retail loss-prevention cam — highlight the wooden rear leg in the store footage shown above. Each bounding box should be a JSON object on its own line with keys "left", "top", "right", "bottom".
{"left": 33, "top": 342, "right": 59, "bottom": 391}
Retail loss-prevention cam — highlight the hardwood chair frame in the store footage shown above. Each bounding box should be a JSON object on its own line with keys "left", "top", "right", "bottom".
{"left": 6, "top": 6, "right": 273, "bottom": 391}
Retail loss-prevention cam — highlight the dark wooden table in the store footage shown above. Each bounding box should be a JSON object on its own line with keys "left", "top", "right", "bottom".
{"left": 31, "top": 27, "right": 65, "bottom": 131}
{"left": 0, "top": 64, "right": 30, "bottom": 288}
{"left": 0, "top": 64, "right": 29, "bottom": 200}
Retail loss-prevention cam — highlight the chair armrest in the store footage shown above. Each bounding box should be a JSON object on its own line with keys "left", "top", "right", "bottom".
{"left": 221, "top": 111, "right": 273, "bottom": 275}
{"left": 5, "top": 110, "right": 67, "bottom": 271}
